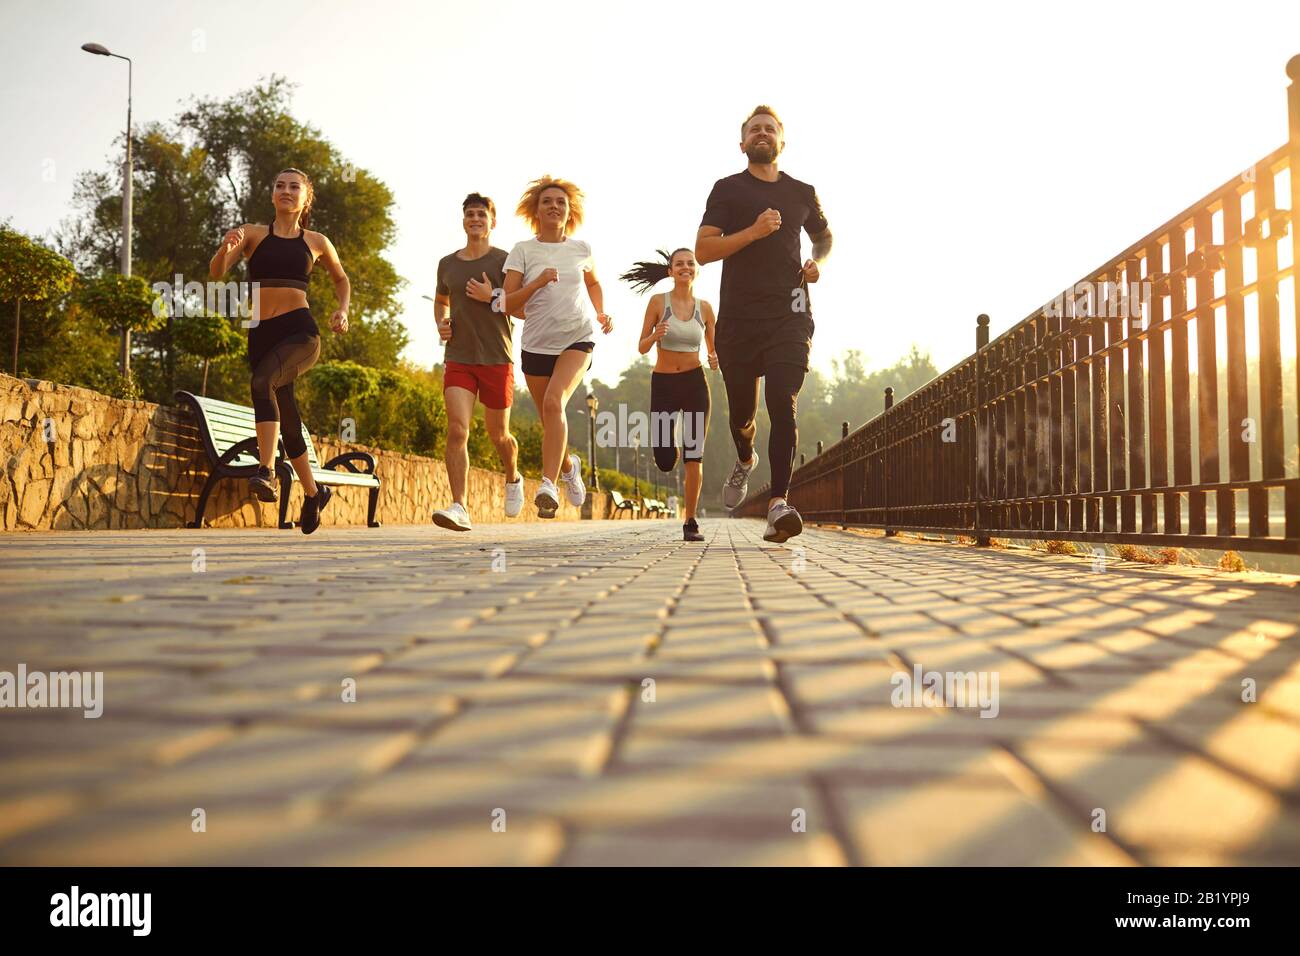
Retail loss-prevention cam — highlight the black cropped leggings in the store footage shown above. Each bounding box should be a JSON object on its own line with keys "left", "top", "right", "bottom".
{"left": 650, "top": 366, "right": 711, "bottom": 472}
{"left": 721, "top": 360, "right": 806, "bottom": 499}
{"left": 250, "top": 332, "right": 320, "bottom": 459}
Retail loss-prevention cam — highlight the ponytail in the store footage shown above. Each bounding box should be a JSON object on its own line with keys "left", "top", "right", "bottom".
{"left": 619, "top": 247, "right": 694, "bottom": 295}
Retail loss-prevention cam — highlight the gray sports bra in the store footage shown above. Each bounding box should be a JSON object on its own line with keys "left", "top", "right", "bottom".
{"left": 660, "top": 292, "right": 704, "bottom": 353}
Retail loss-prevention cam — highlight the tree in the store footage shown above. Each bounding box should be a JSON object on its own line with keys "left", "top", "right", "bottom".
{"left": 301, "top": 360, "right": 381, "bottom": 430}
{"left": 0, "top": 227, "right": 76, "bottom": 376}
{"left": 172, "top": 309, "right": 243, "bottom": 395}
{"left": 56, "top": 76, "right": 405, "bottom": 404}
{"left": 180, "top": 77, "right": 407, "bottom": 368}
{"left": 75, "top": 273, "right": 167, "bottom": 377}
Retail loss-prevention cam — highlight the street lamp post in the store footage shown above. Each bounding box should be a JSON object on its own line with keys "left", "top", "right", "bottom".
{"left": 81, "top": 42, "right": 133, "bottom": 376}
{"left": 585, "top": 390, "right": 599, "bottom": 490}
{"left": 633, "top": 439, "right": 640, "bottom": 500}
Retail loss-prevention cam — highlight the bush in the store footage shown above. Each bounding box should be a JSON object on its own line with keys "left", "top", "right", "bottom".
{"left": 1218, "top": 550, "right": 1247, "bottom": 572}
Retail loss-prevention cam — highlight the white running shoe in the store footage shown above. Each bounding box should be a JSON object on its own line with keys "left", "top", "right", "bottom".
{"left": 558, "top": 453, "right": 586, "bottom": 507}
{"left": 763, "top": 501, "right": 803, "bottom": 543}
{"left": 722, "top": 452, "right": 759, "bottom": 510}
{"left": 535, "top": 478, "right": 559, "bottom": 519}
{"left": 432, "top": 501, "right": 472, "bottom": 532}
{"left": 504, "top": 474, "right": 524, "bottom": 518}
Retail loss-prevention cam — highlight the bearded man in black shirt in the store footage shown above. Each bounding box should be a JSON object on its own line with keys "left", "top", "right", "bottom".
{"left": 696, "top": 105, "right": 832, "bottom": 543}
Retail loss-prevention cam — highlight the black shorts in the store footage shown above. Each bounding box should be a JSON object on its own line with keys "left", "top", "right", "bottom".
{"left": 650, "top": 365, "right": 711, "bottom": 464}
{"left": 716, "top": 334, "right": 811, "bottom": 378}
{"left": 714, "top": 315, "right": 811, "bottom": 374}
{"left": 520, "top": 341, "right": 594, "bottom": 377}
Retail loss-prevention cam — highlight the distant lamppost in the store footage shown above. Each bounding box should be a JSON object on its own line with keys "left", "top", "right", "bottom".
{"left": 585, "top": 390, "right": 599, "bottom": 490}
{"left": 81, "top": 41, "right": 133, "bottom": 375}
{"left": 633, "top": 439, "right": 640, "bottom": 499}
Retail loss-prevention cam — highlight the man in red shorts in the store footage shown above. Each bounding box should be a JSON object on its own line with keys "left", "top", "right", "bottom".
{"left": 432, "top": 193, "right": 522, "bottom": 531}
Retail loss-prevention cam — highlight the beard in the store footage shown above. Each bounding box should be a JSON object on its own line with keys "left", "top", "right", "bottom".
{"left": 744, "top": 141, "right": 780, "bottom": 164}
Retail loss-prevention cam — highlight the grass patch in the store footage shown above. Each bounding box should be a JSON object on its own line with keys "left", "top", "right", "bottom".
{"left": 1045, "top": 540, "right": 1077, "bottom": 555}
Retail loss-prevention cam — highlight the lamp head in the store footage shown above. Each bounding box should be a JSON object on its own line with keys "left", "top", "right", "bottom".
{"left": 81, "top": 42, "right": 111, "bottom": 55}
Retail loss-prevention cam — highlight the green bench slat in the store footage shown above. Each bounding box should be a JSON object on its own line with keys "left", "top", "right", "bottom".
{"left": 276, "top": 468, "right": 379, "bottom": 488}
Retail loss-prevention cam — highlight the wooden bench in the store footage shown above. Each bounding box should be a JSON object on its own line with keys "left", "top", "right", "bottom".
{"left": 175, "top": 391, "right": 382, "bottom": 529}
{"left": 644, "top": 498, "right": 664, "bottom": 518}
{"left": 608, "top": 490, "right": 640, "bottom": 519}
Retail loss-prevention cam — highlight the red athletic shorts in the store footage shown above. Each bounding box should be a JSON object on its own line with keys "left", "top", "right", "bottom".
{"left": 444, "top": 361, "right": 514, "bottom": 409}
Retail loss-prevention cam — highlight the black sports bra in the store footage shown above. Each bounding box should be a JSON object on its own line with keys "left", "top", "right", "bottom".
{"left": 247, "top": 226, "right": 315, "bottom": 290}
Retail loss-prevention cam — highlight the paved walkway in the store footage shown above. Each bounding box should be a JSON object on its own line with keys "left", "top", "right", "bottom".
{"left": 1, "top": 521, "right": 1298, "bottom": 866}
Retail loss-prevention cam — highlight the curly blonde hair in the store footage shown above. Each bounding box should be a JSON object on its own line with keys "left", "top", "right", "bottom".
{"left": 515, "top": 175, "right": 584, "bottom": 236}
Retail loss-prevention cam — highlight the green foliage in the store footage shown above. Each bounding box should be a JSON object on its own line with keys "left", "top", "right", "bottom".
{"left": 75, "top": 273, "right": 167, "bottom": 338}
{"left": 0, "top": 227, "right": 78, "bottom": 375}
{"left": 597, "top": 468, "right": 636, "bottom": 496}
{"left": 511, "top": 418, "right": 544, "bottom": 478}
{"left": 0, "top": 227, "right": 77, "bottom": 303}
{"left": 54, "top": 75, "right": 404, "bottom": 403}
{"left": 179, "top": 76, "right": 404, "bottom": 330}
{"left": 302, "top": 360, "right": 381, "bottom": 420}
{"left": 353, "top": 368, "right": 446, "bottom": 457}
{"left": 172, "top": 309, "right": 243, "bottom": 361}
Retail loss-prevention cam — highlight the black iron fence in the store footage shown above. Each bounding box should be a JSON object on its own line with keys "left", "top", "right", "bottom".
{"left": 738, "top": 56, "right": 1300, "bottom": 556}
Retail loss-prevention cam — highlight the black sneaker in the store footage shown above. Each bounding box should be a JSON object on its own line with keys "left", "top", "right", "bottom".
{"left": 683, "top": 518, "right": 704, "bottom": 542}
{"left": 248, "top": 466, "right": 277, "bottom": 502}
{"left": 300, "top": 485, "right": 332, "bottom": 535}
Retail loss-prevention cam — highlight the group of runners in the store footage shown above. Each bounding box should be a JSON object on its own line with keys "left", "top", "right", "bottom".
{"left": 209, "top": 105, "right": 831, "bottom": 543}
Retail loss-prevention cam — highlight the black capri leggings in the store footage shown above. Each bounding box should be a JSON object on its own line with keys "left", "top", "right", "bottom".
{"left": 250, "top": 332, "right": 321, "bottom": 459}
{"left": 650, "top": 366, "right": 711, "bottom": 472}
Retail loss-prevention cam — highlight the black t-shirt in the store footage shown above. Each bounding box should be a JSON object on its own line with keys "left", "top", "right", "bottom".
{"left": 699, "top": 169, "right": 828, "bottom": 341}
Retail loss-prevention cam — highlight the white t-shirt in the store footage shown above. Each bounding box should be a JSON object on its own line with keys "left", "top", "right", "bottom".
{"left": 503, "top": 237, "right": 596, "bottom": 354}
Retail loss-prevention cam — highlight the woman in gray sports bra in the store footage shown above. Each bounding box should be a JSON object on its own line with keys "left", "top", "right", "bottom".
{"left": 620, "top": 248, "right": 718, "bottom": 542}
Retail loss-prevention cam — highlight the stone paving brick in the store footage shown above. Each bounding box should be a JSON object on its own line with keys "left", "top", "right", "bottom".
{"left": 2, "top": 519, "right": 1298, "bottom": 865}
{"left": 1010, "top": 743, "right": 1300, "bottom": 858}
{"left": 829, "top": 778, "right": 1135, "bottom": 865}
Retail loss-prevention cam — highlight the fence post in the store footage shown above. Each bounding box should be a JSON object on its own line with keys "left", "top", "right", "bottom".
{"left": 883, "top": 386, "right": 895, "bottom": 536}
{"left": 1288, "top": 55, "right": 1300, "bottom": 542}
{"left": 840, "top": 421, "right": 850, "bottom": 526}
{"left": 974, "top": 313, "right": 992, "bottom": 546}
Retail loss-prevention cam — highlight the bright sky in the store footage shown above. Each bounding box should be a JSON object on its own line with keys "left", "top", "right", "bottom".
{"left": 2, "top": 0, "right": 1298, "bottom": 386}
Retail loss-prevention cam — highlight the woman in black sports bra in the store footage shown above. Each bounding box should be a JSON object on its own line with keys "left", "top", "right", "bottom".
{"left": 208, "top": 167, "right": 351, "bottom": 534}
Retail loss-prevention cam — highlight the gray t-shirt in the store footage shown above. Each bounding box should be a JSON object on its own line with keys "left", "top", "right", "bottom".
{"left": 436, "top": 247, "right": 513, "bottom": 366}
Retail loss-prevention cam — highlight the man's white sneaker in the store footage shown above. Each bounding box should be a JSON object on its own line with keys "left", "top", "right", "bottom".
{"left": 504, "top": 475, "right": 524, "bottom": 518}
{"left": 558, "top": 453, "right": 586, "bottom": 507}
{"left": 535, "top": 478, "right": 559, "bottom": 519}
{"left": 722, "top": 453, "right": 759, "bottom": 510}
{"left": 432, "top": 501, "right": 472, "bottom": 532}
{"left": 763, "top": 501, "right": 803, "bottom": 543}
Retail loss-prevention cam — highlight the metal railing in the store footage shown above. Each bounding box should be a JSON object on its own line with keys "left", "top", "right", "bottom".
{"left": 738, "top": 56, "right": 1300, "bottom": 556}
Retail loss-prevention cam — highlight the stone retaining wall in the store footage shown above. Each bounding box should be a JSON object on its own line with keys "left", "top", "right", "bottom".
{"left": 0, "top": 373, "right": 629, "bottom": 531}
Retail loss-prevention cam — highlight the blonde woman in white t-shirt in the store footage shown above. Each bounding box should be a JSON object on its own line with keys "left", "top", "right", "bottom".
{"left": 490, "top": 176, "right": 613, "bottom": 518}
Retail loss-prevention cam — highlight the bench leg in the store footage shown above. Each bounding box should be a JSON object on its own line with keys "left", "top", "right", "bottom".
{"left": 188, "top": 470, "right": 221, "bottom": 528}
{"left": 276, "top": 463, "right": 294, "bottom": 529}
{"left": 367, "top": 481, "right": 381, "bottom": 528}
